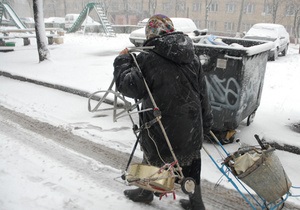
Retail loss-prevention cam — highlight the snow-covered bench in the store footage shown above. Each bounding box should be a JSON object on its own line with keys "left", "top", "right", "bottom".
{"left": 0, "top": 28, "right": 64, "bottom": 46}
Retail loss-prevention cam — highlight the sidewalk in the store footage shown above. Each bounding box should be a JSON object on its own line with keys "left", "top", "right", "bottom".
{"left": 1, "top": 33, "right": 300, "bottom": 207}
{"left": 1, "top": 34, "right": 300, "bottom": 153}
{"left": 1, "top": 68, "right": 300, "bottom": 155}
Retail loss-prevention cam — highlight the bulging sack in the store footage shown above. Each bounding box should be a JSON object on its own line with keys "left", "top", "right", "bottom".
{"left": 224, "top": 146, "right": 292, "bottom": 203}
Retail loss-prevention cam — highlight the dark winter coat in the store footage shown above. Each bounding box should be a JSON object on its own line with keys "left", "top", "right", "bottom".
{"left": 113, "top": 32, "right": 213, "bottom": 166}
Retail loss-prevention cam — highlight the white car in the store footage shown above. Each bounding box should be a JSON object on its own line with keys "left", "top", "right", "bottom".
{"left": 44, "top": 17, "right": 65, "bottom": 29}
{"left": 129, "top": 18, "right": 207, "bottom": 46}
{"left": 243, "top": 23, "right": 290, "bottom": 61}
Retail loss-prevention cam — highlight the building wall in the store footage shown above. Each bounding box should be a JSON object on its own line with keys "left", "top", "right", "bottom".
{"left": 3, "top": 0, "right": 298, "bottom": 38}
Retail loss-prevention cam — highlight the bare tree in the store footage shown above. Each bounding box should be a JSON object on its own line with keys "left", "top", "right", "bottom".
{"left": 148, "top": 0, "right": 157, "bottom": 16}
{"left": 63, "top": 0, "right": 67, "bottom": 15}
{"left": 33, "top": 0, "right": 50, "bottom": 62}
{"left": 205, "top": 0, "right": 212, "bottom": 28}
{"left": 289, "top": 0, "right": 300, "bottom": 44}
{"left": 237, "top": 0, "right": 246, "bottom": 33}
{"left": 123, "top": 0, "right": 129, "bottom": 24}
{"left": 271, "top": 0, "right": 282, "bottom": 23}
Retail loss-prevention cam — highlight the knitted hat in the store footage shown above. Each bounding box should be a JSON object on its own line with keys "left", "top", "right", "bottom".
{"left": 145, "top": 14, "right": 175, "bottom": 40}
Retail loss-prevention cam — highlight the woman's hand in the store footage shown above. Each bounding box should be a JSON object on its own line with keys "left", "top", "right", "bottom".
{"left": 119, "top": 48, "right": 129, "bottom": 55}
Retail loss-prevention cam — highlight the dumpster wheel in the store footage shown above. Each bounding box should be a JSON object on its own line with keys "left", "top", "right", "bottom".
{"left": 247, "top": 111, "right": 256, "bottom": 126}
{"left": 204, "top": 131, "right": 235, "bottom": 145}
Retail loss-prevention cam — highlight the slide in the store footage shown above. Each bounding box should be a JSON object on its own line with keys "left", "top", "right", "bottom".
{"left": 67, "top": 3, "right": 95, "bottom": 33}
{"left": 1, "top": 3, "right": 27, "bottom": 29}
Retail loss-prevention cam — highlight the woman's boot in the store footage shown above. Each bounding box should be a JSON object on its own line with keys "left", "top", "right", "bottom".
{"left": 123, "top": 188, "right": 153, "bottom": 203}
{"left": 180, "top": 185, "right": 205, "bottom": 210}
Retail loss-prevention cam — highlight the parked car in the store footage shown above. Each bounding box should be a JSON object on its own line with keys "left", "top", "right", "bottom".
{"left": 243, "top": 23, "right": 290, "bottom": 61}
{"left": 44, "top": 17, "right": 65, "bottom": 29}
{"left": 65, "top": 14, "right": 100, "bottom": 32}
{"left": 129, "top": 17, "right": 207, "bottom": 47}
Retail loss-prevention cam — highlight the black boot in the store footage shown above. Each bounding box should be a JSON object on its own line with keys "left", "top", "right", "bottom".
{"left": 179, "top": 199, "right": 191, "bottom": 210}
{"left": 180, "top": 185, "right": 205, "bottom": 210}
{"left": 123, "top": 188, "right": 153, "bottom": 203}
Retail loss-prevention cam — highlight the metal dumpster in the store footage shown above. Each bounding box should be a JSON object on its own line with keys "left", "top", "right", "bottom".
{"left": 194, "top": 36, "right": 273, "bottom": 143}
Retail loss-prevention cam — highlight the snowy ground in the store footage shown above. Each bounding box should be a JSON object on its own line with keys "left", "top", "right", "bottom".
{"left": 0, "top": 33, "right": 300, "bottom": 210}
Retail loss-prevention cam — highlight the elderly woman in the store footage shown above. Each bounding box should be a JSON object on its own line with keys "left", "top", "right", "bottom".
{"left": 113, "top": 14, "right": 213, "bottom": 210}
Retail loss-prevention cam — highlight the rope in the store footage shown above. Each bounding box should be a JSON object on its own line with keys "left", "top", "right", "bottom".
{"left": 129, "top": 51, "right": 184, "bottom": 180}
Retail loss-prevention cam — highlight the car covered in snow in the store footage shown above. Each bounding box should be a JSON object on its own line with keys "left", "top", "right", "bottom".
{"left": 243, "top": 23, "right": 290, "bottom": 61}
{"left": 44, "top": 17, "right": 65, "bottom": 29}
{"left": 129, "top": 18, "right": 207, "bottom": 46}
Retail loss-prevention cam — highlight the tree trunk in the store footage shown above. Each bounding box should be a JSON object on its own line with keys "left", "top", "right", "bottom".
{"left": 63, "top": 0, "right": 67, "bottom": 15}
{"left": 272, "top": 0, "right": 280, "bottom": 23}
{"left": 33, "top": 0, "right": 50, "bottom": 62}
{"left": 237, "top": 0, "right": 245, "bottom": 33}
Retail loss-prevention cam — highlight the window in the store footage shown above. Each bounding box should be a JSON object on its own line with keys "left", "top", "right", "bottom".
{"left": 193, "top": 19, "right": 201, "bottom": 28}
{"left": 226, "top": 3, "right": 236, "bottom": 13}
{"left": 162, "top": 3, "right": 172, "bottom": 12}
{"left": 285, "top": 4, "right": 295, "bottom": 16}
{"left": 242, "top": 23, "right": 252, "bottom": 32}
{"left": 225, "top": 22, "right": 234, "bottom": 31}
{"left": 263, "top": 3, "right": 272, "bottom": 15}
{"left": 244, "top": 3, "right": 255, "bottom": 14}
{"left": 110, "top": 0, "right": 120, "bottom": 10}
{"left": 208, "top": 2, "right": 218, "bottom": 12}
{"left": 135, "top": 3, "right": 143, "bottom": 11}
{"left": 177, "top": 1, "right": 186, "bottom": 12}
{"left": 207, "top": 20, "right": 217, "bottom": 31}
{"left": 192, "top": 2, "right": 201, "bottom": 12}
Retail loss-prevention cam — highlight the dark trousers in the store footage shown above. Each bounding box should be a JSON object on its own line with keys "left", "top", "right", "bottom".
{"left": 181, "top": 158, "right": 201, "bottom": 185}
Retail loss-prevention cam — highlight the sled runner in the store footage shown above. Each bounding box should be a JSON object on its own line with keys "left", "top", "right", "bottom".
{"left": 203, "top": 131, "right": 300, "bottom": 210}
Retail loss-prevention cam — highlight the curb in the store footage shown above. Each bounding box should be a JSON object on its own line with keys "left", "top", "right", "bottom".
{"left": 1, "top": 70, "right": 300, "bottom": 155}
{"left": 0, "top": 70, "right": 115, "bottom": 106}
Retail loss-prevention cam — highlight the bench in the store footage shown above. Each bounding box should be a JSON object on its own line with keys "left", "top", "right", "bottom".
{"left": 0, "top": 34, "right": 62, "bottom": 46}
{"left": 0, "top": 28, "right": 64, "bottom": 46}
{"left": 0, "top": 46, "right": 14, "bottom": 52}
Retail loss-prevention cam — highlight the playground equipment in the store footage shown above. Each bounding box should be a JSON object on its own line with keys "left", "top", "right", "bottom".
{"left": 67, "top": 2, "right": 115, "bottom": 36}
{"left": 0, "top": 2, "right": 27, "bottom": 29}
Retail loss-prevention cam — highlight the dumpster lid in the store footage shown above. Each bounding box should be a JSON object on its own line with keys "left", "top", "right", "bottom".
{"left": 244, "top": 40, "right": 274, "bottom": 56}
{"left": 195, "top": 36, "right": 274, "bottom": 57}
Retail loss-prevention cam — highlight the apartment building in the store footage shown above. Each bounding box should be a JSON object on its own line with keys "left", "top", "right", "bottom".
{"left": 4, "top": 0, "right": 299, "bottom": 39}
{"left": 107, "top": 0, "right": 298, "bottom": 38}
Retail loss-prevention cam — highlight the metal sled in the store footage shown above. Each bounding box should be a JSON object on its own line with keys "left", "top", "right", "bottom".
{"left": 88, "top": 48, "right": 198, "bottom": 198}
{"left": 203, "top": 131, "right": 300, "bottom": 210}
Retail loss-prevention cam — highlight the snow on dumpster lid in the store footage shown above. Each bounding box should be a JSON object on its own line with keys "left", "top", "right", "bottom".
{"left": 245, "top": 41, "right": 274, "bottom": 56}
{"left": 194, "top": 36, "right": 274, "bottom": 57}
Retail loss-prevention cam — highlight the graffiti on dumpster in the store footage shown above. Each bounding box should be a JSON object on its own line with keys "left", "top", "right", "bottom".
{"left": 205, "top": 75, "right": 240, "bottom": 111}
{"left": 205, "top": 74, "right": 259, "bottom": 112}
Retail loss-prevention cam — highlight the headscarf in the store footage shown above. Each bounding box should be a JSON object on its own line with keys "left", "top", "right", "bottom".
{"left": 145, "top": 14, "right": 175, "bottom": 40}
